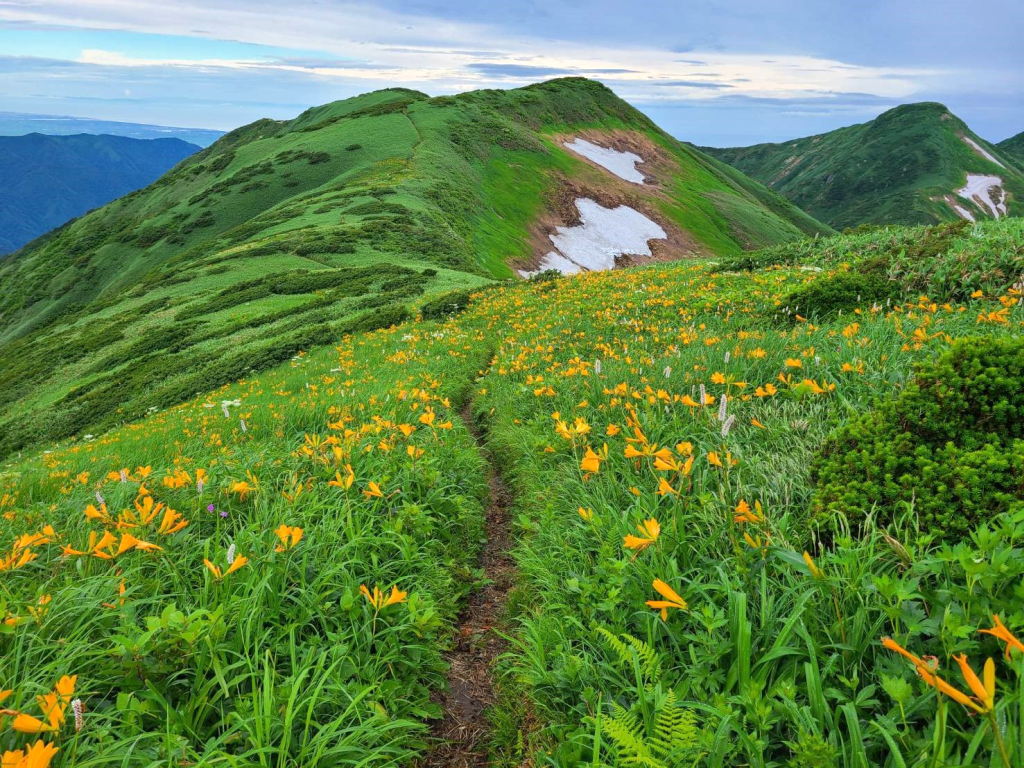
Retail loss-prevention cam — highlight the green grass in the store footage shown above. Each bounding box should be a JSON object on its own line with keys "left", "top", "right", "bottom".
{"left": 1, "top": 218, "right": 1022, "bottom": 765}
{"left": 467, "top": 221, "right": 1024, "bottom": 765}
{"left": 704, "top": 102, "right": 1024, "bottom": 229}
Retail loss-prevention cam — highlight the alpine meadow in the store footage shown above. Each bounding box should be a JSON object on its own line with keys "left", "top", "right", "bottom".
{"left": 0, "top": 7, "right": 1023, "bottom": 768}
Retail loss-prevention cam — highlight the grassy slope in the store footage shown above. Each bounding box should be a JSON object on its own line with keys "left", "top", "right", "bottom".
{"left": 0, "top": 218, "right": 1021, "bottom": 765}
{"left": 997, "top": 129, "right": 1024, "bottom": 168}
{"left": 704, "top": 102, "right": 1024, "bottom": 229}
{"left": 0, "top": 78, "right": 826, "bottom": 459}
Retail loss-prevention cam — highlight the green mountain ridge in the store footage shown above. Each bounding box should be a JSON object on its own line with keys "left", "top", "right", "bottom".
{"left": 702, "top": 102, "right": 1024, "bottom": 229}
{"left": 0, "top": 133, "right": 200, "bottom": 254}
{"left": 0, "top": 77, "right": 826, "bottom": 458}
{"left": 997, "top": 129, "right": 1024, "bottom": 167}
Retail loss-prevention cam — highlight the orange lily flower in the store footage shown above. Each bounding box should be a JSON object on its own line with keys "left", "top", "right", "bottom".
{"left": 734, "top": 500, "right": 764, "bottom": 524}
{"left": 328, "top": 465, "right": 355, "bottom": 489}
{"left": 953, "top": 654, "right": 995, "bottom": 712}
{"left": 802, "top": 551, "right": 824, "bottom": 579}
{"left": 579, "top": 445, "right": 603, "bottom": 474}
{"left": 359, "top": 584, "right": 408, "bottom": 610}
{"left": 204, "top": 555, "right": 248, "bottom": 580}
{"left": 0, "top": 740, "right": 59, "bottom": 767}
{"left": 273, "top": 525, "right": 304, "bottom": 551}
{"left": 646, "top": 579, "right": 687, "bottom": 620}
{"left": 623, "top": 518, "right": 660, "bottom": 553}
{"left": 980, "top": 615, "right": 1024, "bottom": 660}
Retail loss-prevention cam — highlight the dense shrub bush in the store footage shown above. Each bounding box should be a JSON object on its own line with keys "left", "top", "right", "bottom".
{"left": 420, "top": 289, "right": 474, "bottom": 320}
{"left": 778, "top": 259, "right": 898, "bottom": 320}
{"left": 811, "top": 336, "right": 1024, "bottom": 536}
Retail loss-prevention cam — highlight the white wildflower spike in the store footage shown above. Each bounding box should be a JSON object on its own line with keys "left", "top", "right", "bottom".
{"left": 724, "top": 352, "right": 730, "bottom": 364}
{"left": 240, "top": 419, "right": 247, "bottom": 433}
{"left": 663, "top": 365, "right": 671, "bottom": 379}
{"left": 119, "top": 469, "right": 128, "bottom": 484}
{"left": 196, "top": 479, "right": 205, "bottom": 494}
{"left": 221, "top": 403, "right": 230, "bottom": 418}
{"left": 699, "top": 384, "right": 707, "bottom": 407}
{"left": 718, "top": 393, "right": 728, "bottom": 422}
{"left": 72, "top": 698, "right": 84, "bottom": 732}
{"left": 226, "top": 543, "right": 236, "bottom": 566}
{"left": 594, "top": 358, "right": 602, "bottom": 375}
{"left": 721, "top": 414, "right": 736, "bottom": 438}
{"left": 95, "top": 491, "right": 105, "bottom": 506}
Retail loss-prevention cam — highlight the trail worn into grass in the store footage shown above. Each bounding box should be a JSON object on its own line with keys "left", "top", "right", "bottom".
{"left": 422, "top": 401, "right": 515, "bottom": 767}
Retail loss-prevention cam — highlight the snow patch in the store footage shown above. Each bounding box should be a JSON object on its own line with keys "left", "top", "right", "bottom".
{"left": 563, "top": 138, "right": 646, "bottom": 183}
{"left": 949, "top": 201, "right": 975, "bottom": 222}
{"left": 962, "top": 135, "right": 1005, "bottom": 168}
{"left": 956, "top": 174, "right": 1007, "bottom": 218}
{"left": 519, "top": 198, "right": 666, "bottom": 277}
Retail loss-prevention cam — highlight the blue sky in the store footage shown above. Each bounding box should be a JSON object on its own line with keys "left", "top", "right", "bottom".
{"left": 1, "top": 0, "right": 1022, "bottom": 146}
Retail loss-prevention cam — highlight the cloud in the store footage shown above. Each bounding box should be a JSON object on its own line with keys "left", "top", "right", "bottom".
{"left": 0, "top": 0, "right": 1019, "bottom": 143}
{"left": 648, "top": 80, "right": 733, "bottom": 89}
{"left": 466, "top": 63, "right": 572, "bottom": 78}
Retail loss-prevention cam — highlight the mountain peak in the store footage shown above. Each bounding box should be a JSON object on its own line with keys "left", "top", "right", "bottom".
{"left": 705, "top": 102, "right": 1021, "bottom": 228}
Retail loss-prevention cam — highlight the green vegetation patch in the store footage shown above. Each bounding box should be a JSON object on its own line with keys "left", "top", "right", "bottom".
{"left": 811, "top": 337, "right": 1024, "bottom": 537}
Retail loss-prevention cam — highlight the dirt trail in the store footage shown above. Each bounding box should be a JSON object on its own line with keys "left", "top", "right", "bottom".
{"left": 421, "top": 401, "right": 515, "bottom": 767}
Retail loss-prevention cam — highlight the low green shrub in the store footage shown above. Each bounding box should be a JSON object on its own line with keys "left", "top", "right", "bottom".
{"left": 420, "top": 289, "right": 473, "bottom": 320}
{"left": 811, "top": 336, "right": 1024, "bottom": 536}
{"left": 778, "top": 260, "right": 897, "bottom": 320}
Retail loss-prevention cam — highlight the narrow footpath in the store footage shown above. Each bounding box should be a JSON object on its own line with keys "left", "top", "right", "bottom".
{"left": 421, "top": 401, "right": 515, "bottom": 767}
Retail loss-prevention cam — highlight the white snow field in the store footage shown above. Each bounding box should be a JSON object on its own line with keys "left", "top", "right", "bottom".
{"left": 949, "top": 200, "right": 976, "bottom": 222}
{"left": 519, "top": 198, "right": 667, "bottom": 277}
{"left": 956, "top": 175, "right": 1007, "bottom": 218}
{"left": 962, "top": 136, "right": 1005, "bottom": 168}
{"left": 563, "top": 138, "right": 646, "bottom": 183}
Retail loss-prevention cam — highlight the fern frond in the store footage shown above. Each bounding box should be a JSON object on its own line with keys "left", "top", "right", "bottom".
{"left": 596, "top": 626, "right": 663, "bottom": 684}
{"left": 596, "top": 626, "right": 632, "bottom": 667}
{"left": 650, "top": 692, "right": 699, "bottom": 760}
{"left": 603, "top": 702, "right": 654, "bottom": 764}
{"left": 622, "top": 632, "right": 662, "bottom": 684}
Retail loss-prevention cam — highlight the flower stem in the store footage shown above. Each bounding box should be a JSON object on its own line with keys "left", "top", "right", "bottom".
{"left": 988, "top": 712, "right": 1011, "bottom": 768}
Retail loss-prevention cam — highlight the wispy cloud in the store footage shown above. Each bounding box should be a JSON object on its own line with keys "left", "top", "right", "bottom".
{"left": 0, "top": 0, "right": 1019, "bottom": 144}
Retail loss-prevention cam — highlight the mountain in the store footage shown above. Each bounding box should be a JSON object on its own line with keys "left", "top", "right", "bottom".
{"left": 997, "top": 130, "right": 1024, "bottom": 167}
{"left": 0, "top": 78, "right": 829, "bottom": 457}
{"left": 702, "top": 102, "right": 1023, "bottom": 229}
{"left": 0, "top": 111, "right": 224, "bottom": 146}
{"left": 0, "top": 133, "right": 201, "bottom": 254}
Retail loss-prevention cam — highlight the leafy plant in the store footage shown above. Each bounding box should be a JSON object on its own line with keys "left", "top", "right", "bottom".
{"left": 811, "top": 336, "right": 1024, "bottom": 535}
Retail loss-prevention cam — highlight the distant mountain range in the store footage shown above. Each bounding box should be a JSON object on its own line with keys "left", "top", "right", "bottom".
{"left": 0, "top": 111, "right": 224, "bottom": 147}
{"left": 0, "top": 133, "right": 200, "bottom": 254}
{"left": 702, "top": 103, "right": 1022, "bottom": 229}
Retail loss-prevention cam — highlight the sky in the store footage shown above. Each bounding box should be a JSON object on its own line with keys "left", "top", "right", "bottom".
{"left": 1, "top": 0, "right": 1022, "bottom": 147}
